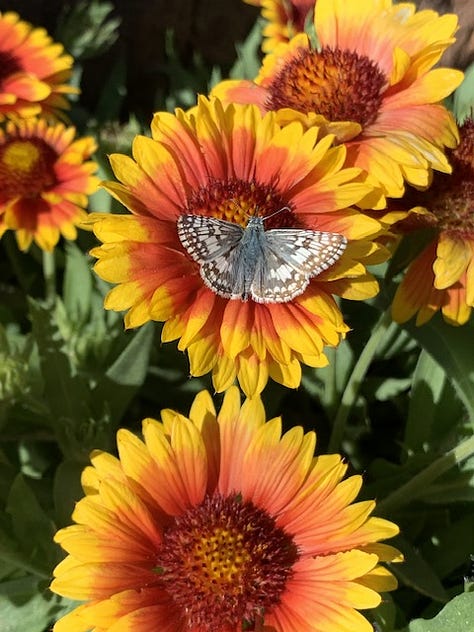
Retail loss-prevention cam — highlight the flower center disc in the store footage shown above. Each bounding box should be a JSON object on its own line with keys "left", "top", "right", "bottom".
{"left": 411, "top": 120, "right": 474, "bottom": 238}
{"left": 425, "top": 178, "right": 474, "bottom": 238}
{"left": 0, "top": 138, "right": 57, "bottom": 200}
{"left": 266, "top": 46, "right": 386, "bottom": 127}
{"left": 158, "top": 494, "right": 298, "bottom": 630}
{"left": 186, "top": 177, "right": 297, "bottom": 228}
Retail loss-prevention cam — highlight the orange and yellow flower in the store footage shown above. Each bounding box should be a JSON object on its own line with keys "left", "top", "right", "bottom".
{"left": 0, "top": 11, "right": 77, "bottom": 121}
{"left": 244, "top": 0, "right": 315, "bottom": 53}
{"left": 213, "top": 0, "right": 463, "bottom": 203}
{"left": 89, "top": 96, "right": 387, "bottom": 397}
{"left": 51, "top": 386, "right": 401, "bottom": 632}
{"left": 392, "top": 118, "right": 474, "bottom": 326}
{"left": 0, "top": 118, "right": 98, "bottom": 251}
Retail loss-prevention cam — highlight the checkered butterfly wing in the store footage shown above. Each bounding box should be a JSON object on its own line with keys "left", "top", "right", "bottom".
{"left": 250, "top": 228, "right": 347, "bottom": 303}
{"left": 177, "top": 214, "right": 248, "bottom": 298}
{"left": 178, "top": 214, "right": 348, "bottom": 303}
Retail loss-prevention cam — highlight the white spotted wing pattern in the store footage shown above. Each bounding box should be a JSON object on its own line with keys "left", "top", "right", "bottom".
{"left": 177, "top": 213, "right": 347, "bottom": 303}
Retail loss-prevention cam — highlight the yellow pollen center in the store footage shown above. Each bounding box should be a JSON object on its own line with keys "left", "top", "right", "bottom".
{"left": 187, "top": 527, "right": 252, "bottom": 593}
{"left": 158, "top": 494, "right": 298, "bottom": 631}
{"left": 3, "top": 141, "right": 40, "bottom": 173}
{"left": 0, "top": 137, "right": 57, "bottom": 200}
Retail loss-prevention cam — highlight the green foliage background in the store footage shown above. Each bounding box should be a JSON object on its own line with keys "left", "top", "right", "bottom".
{"left": 1, "top": 2, "right": 474, "bottom": 631}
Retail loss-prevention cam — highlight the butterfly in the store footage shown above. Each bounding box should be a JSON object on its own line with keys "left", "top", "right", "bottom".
{"left": 177, "top": 211, "right": 347, "bottom": 303}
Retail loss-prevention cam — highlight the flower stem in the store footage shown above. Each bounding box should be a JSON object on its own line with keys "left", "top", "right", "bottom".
{"left": 377, "top": 434, "right": 474, "bottom": 515}
{"left": 42, "top": 250, "right": 56, "bottom": 304}
{"left": 328, "top": 308, "right": 392, "bottom": 453}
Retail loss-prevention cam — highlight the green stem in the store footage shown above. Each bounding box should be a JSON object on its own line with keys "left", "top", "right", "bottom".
{"left": 377, "top": 434, "right": 474, "bottom": 515}
{"left": 42, "top": 249, "right": 56, "bottom": 304}
{"left": 328, "top": 308, "right": 392, "bottom": 453}
{"left": 323, "top": 346, "right": 338, "bottom": 412}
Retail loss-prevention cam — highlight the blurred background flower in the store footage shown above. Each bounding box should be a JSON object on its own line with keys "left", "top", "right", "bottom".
{"left": 213, "top": 0, "right": 464, "bottom": 205}
{"left": 243, "top": 0, "right": 315, "bottom": 53}
{"left": 0, "top": 118, "right": 98, "bottom": 251}
{"left": 51, "top": 387, "right": 401, "bottom": 632}
{"left": 0, "top": 11, "right": 77, "bottom": 121}
{"left": 391, "top": 117, "right": 474, "bottom": 325}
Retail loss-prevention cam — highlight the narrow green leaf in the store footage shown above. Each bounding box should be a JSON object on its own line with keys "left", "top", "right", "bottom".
{"left": 404, "top": 350, "right": 446, "bottom": 454}
{"left": 63, "top": 242, "right": 93, "bottom": 327}
{"left": 419, "top": 454, "right": 474, "bottom": 504}
{"left": 229, "top": 18, "right": 263, "bottom": 80}
{"left": 301, "top": 340, "right": 354, "bottom": 413}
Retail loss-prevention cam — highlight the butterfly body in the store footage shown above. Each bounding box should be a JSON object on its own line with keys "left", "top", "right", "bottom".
{"left": 177, "top": 213, "right": 347, "bottom": 304}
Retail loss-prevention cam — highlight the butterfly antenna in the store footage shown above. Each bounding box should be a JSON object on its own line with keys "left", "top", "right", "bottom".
{"left": 230, "top": 199, "right": 291, "bottom": 222}
{"left": 261, "top": 206, "right": 291, "bottom": 222}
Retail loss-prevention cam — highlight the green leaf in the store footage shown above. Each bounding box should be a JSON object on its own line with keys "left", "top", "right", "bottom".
{"left": 26, "top": 298, "right": 117, "bottom": 457}
{"left": 402, "top": 317, "right": 474, "bottom": 424}
{"left": 53, "top": 460, "right": 87, "bottom": 528}
{"left": 63, "top": 242, "right": 93, "bottom": 327}
{"left": 373, "top": 376, "right": 412, "bottom": 401}
{"left": 28, "top": 298, "right": 91, "bottom": 430}
{"left": 0, "top": 526, "right": 40, "bottom": 577}
{"left": 420, "top": 511, "right": 474, "bottom": 580}
{"left": 229, "top": 18, "right": 263, "bottom": 80}
{"left": 399, "top": 592, "right": 474, "bottom": 632}
{"left": 0, "top": 586, "right": 62, "bottom": 632}
{"left": 93, "top": 323, "right": 154, "bottom": 422}
{"left": 452, "top": 62, "right": 474, "bottom": 123}
{"left": 371, "top": 593, "right": 397, "bottom": 632}
{"left": 56, "top": 0, "right": 121, "bottom": 61}
{"left": 392, "top": 536, "right": 448, "bottom": 603}
{"left": 6, "top": 475, "right": 58, "bottom": 575}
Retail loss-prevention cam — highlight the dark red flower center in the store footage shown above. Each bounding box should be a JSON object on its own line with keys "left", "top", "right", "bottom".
{"left": 0, "top": 51, "right": 22, "bottom": 87}
{"left": 186, "top": 177, "right": 300, "bottom": 228}
{"left": 425, "top": 177, "right": 474, "bottom": 238}
{"left": 396, "top": 119, "right": 474, "bottom": 239}
{"left": 157, "top": 494, "right": 298, "bottom": 631}
{"left": 0, "top": 138, "right": 57, "bottom": 202}
{"left": 265, "top": 46, "right": 386, "bottom": 127}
